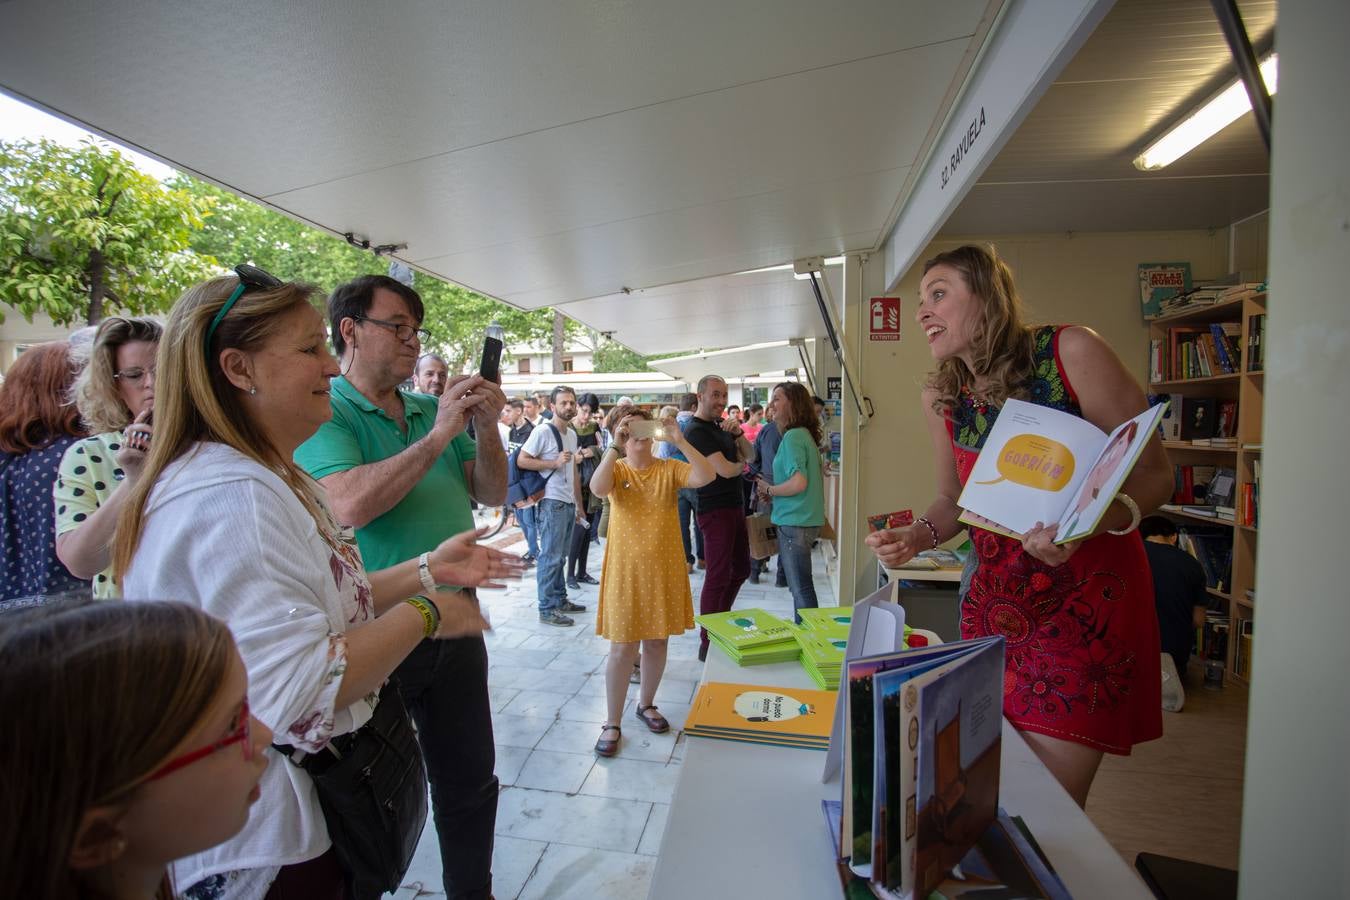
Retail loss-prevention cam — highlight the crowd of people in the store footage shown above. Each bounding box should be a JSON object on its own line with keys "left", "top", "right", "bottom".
{"left": 0, "top": 241, "right": 1177, "bottom": 896}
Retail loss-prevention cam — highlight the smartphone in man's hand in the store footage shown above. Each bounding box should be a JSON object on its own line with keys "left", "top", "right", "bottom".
{"left": 479, "top": 336, "right": 503, "bottom": 382}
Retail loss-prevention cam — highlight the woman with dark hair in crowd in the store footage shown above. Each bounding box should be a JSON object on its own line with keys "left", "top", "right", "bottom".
{"left": 55, "top": 315, "right": 162, "bottom": 597}
{"left": 865, "top": 243, "right": 1171, "bottom": 807}
{"left": 754, "top": 381, "right": 826, "bottom": 622}
{"left": 0, "top": 599, "right": 271, "bottom": 900}
{"left": 112, "top": 268, "right": 523, "bottom": 899}
{"left": 0, "top": 342, "right": 89, "bottom": 605}
{"left": 566, "top": 392, "right": 603, "bottom": 589}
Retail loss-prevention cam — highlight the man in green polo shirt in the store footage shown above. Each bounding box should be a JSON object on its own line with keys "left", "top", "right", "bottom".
{"left": 295, "top": 274, "right": 508, "bottom": 900}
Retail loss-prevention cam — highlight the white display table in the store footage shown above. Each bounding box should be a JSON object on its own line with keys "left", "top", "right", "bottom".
{"left": 649, "top": 651, "right": 1151, "bottom": 899}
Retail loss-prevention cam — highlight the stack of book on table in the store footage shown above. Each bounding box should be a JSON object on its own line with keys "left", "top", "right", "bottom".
{"left": 684, "top": 681, "right": 836, "bottom": 749}
{"left": 828, "top": 635, "right": 1076, "bottom": 899}
{"left": 793, "top": 626, "right": 847, "bottom": 690}
{"left": 695, "top": 608, "right": 799, "bottom": 665}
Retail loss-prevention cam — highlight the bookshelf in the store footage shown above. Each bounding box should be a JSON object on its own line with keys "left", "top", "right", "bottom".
{"left": 1148, "top": 291, "right": 1266, "bottom": 684}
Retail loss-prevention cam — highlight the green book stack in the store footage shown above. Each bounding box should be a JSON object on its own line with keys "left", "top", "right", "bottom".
{"left": 798, "top": 607, "right": 853, "bottom": 641}
{"left": 695, "top": 608, "right": 799, "bottom": 665}
{"left": 793, "top": 626, "right": 846, "bottom": 690}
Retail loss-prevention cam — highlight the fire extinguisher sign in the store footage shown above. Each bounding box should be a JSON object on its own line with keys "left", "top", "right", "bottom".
{"left": 869, "top": 297, "right": 901, "bottom": 341}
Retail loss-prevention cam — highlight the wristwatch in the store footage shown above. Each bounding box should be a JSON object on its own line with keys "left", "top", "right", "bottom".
{"left": 417, "top": 551, "right": 438, "bottom": 594}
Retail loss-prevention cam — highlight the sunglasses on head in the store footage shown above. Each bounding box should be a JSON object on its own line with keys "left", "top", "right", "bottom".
{"left": 204, "top": 264, "right": 285, "bottom": 351}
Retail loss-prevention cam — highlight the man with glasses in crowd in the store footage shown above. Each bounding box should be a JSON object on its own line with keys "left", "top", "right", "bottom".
{"left": 294, "top": 274, "right": 507, "bottom": 900}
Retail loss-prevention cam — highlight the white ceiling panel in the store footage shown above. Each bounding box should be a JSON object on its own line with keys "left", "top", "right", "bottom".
{"left": 266, "top": 45, "right": 956, "bottom": 268}
{"left": 415, "top": 166, "right": 900, "bottom": 308}
{"left": 0, "top": 0, "right": 986, "bottom": 196}
{"left": 559, "top": 265, "right": 841, "bottom": 356}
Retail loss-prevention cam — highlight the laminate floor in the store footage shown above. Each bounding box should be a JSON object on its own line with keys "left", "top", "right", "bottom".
{"left": 1086, "top": 665, "right": 1249, "bottom": 873}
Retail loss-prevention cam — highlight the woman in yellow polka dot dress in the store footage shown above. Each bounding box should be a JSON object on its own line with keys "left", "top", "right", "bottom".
{"left": 590, "top": 407, "right": 714, "bottom": 757}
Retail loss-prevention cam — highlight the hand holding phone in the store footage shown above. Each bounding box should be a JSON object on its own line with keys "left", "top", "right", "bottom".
{"left": 627, "top": 420, "right": 662, "bottom": 441}
{"left": 478, "top": 336, "right": 503, "bottom": 382}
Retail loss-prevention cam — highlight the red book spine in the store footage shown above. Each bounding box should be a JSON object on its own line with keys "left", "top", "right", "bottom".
{"left": 1242, "top": 483, "right": 1256, "bottom": 526}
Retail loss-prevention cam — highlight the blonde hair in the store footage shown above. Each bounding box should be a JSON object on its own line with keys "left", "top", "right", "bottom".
{"left": 112, "top": 274, "right": 330, "bottom": 581}
{"left": 922, "top": 244, "right": 1036, "bottom": 414}
{"left": 71, "top": 316, "right": 163, "bottom": 434}
{"left": 0, "top": 599, "right": 233, "bottom": 900}
{"left": 657, "top": 405, "right": 678, "bottom": 419}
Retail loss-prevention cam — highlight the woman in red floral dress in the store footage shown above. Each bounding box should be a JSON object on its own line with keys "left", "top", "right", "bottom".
{"left": 867, "top": 244, "right": 1172, "bottom": 807}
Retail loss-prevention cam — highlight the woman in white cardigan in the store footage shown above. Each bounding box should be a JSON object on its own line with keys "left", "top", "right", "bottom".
{"left": 113, "top": 267, "right": 522, "bottom": 900}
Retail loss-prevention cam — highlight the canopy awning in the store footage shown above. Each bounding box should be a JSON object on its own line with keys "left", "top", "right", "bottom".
{"left": 560, "top": 265, "right": 840, "bottom": 357}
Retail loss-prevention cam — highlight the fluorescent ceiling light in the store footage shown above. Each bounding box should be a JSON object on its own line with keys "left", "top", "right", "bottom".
{"left": 739, "top": 256, "right": 845, "bottom": 278}
{"left": 792, "top": 257, "right": 846, "bottom": 280}
{"left": 1134, "top": 54, "right": 1277, "bottom": 171}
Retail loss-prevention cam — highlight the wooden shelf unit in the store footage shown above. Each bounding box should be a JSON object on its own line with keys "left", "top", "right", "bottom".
{"left": 1150, "top": 293, "right": 1265, "bottom": 684}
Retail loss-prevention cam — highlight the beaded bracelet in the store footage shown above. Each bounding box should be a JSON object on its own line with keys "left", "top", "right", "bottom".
{"left": 916, "top": 516, "right": 940, "bottom": 550}
{"left": 405, "top": 595, "right": 441, "bottom": 638}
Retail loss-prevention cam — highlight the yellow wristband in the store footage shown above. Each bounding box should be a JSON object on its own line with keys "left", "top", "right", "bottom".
{"left": 404, "top": 595, "right": 440, "bottom": 638}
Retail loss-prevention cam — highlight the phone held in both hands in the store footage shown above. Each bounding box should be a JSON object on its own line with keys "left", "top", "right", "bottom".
{"left": 478, "top": 335, "right": 503, "bottom": 382}
{"left": 627, "top": 420, "right": 665, "bottom": 441}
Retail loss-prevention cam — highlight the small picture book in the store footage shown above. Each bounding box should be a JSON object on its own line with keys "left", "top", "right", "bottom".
{"left": 867, "top": 509, "right": 914, "bottom": 533}
{"left": 957, "top": 399, "right": 1165, "bottom": 543}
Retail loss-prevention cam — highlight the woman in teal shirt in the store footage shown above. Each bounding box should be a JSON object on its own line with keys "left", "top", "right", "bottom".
{"left": 755, "top": 381, "right": 825, "bottom": 622}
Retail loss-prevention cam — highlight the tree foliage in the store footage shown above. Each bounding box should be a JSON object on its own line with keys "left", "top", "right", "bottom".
{"left": 0, "top": 139, "right": 219, "bottom": 325}
{"left": 592, "top": 338, "right": 650, "bottom": 373}
{"left": 175, "top": 178, "right": 559, "bottom": 372}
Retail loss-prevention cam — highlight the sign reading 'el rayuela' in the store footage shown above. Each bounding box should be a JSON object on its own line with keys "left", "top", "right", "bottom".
{"left": 869, "top": 297, "right": 901, "bottom": 341}
{"left": 940, "top": 107, "right": 986, "bottom": 191}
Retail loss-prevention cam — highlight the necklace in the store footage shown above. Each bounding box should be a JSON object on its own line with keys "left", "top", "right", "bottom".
{"left": 620, "top": 458, "right": 659, "bottom": 491}
{"left": 960, "top": 385, "right": 995, "bottom": 415}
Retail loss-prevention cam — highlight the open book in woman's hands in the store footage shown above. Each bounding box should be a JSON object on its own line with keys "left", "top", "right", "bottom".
{"left": 956, "top": 399, "right": 1166, "bottom": 544}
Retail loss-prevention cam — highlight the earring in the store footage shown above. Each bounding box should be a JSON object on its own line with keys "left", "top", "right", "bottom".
{"left": 249, "top": 386, "right": 258, "bottom": 396}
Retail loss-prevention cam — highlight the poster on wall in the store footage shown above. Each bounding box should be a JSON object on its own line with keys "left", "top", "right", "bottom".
{"left": 869, "top": 298, "right": 901, "bottom": 341}
{"left": 827, "top": 376, "right": 842, "bottom": 401}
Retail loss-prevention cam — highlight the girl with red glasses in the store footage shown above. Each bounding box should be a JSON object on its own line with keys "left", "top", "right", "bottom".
{"left": 0, "top": 599, "right": 270, "bottom": 899}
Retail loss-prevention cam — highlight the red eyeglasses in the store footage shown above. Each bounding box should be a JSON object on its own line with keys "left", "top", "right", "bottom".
{"left": 147, "top": 699, "right": 253, "bottom": 782}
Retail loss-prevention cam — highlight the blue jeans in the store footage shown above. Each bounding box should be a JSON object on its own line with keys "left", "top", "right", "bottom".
{"left": 389, "top": 633, "right": 497, "bottom": 899}
{"left": 516, "top": 504, "right": 541, "bottom": 557}
{"left": 536, "top": 498, "right": 575, "bottom": 612}
{"left": 778, "top": 524, "right": 820, "bottom": 624}
{"left": 677, "top": 487, "right": 703, "bottom": 563}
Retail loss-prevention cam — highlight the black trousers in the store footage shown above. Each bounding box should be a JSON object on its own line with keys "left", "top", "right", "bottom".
{"left": 389, "top": 635, "right": 497, "bottom": 900}
{"left": 568, "top": 513, "right": 593, "bottom": 578}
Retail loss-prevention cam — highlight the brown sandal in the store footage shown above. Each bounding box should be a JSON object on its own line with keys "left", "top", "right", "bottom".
{"left": 595, "top": 724, "right": 621, "bottom": 757}
{"left": 634, "top": 703, "right": 670, "bottom": 734}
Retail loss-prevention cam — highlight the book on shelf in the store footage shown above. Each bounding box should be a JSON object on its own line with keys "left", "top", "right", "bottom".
{"left": 838, "top": 636, "right": 1005, "bottom": 897}
{"left": 1179, "top": 397, "right": 1216, "bottom": 440}
{"left": 1171, "top": 464, "right": 1218, "bottom": 504}
{"left": 1233, "top": 615, "right": 1255, "bottom": 679}
{"left": 1177, "top": 526, "right": 1233, "bottom": 591}
{"left": 1149, "top": 392, "right": 1184, "bottom": 441}
{"left": 1240, "top": 458, "right": 1261, "bottom": 527}
{"left": 1156, "top": 324, "right": 1242, "bottom": 382}
{"left": 956, "top": 399, "right": 1165, "bottom": 544}
{"left": 1247, "top": 313, "right": 1266, "bottom": 371}
{"left": 1139, "top": 261, "right": 1192, "bottom": 319}
{"left": 684, "top": 681, "right": 836, "bottom": 749}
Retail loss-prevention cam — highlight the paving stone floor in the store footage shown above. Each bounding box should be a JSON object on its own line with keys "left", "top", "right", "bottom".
{"left": 388, "top": 527, "right": 835, "bottom": 899}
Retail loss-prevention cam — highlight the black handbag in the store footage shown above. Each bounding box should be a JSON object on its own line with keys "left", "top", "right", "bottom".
{"left": 276, "top": 684, "right": 428, "bottom": 900}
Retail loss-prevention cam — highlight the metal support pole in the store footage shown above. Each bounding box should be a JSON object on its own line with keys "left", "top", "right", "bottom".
{"left": 1209, "top": 0, "right": 1272, "bottom": 151}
